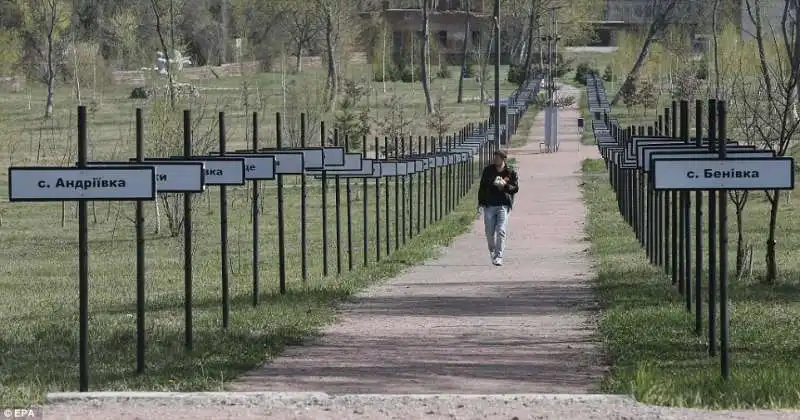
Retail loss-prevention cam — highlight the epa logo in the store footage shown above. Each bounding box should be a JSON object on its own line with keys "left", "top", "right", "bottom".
{"left": 2, "top": 409, "right": 38, "bottom": 418}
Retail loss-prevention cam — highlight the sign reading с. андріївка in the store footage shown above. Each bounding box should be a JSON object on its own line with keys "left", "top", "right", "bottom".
{"left": 8, "top": 167, "right": 156, "bottom": 201}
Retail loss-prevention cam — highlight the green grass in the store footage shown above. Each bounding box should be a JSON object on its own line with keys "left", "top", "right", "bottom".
{"left": 0, "top": 174, "right": 481, "bottom": 405}
{"left": 0, "top": 64, "right": 508, "bottom": 405}
{"left": 582, "top": 158, "right": 800, "bottom": 409}
{"left": 509, "top": 105, "right": 541, "bottom": 149}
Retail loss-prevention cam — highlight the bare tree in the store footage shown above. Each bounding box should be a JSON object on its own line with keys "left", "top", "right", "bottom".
{"left": 420, "top": 0, "right": 434, "bottom": 113}
{"left": 17, "top": 0, "right": 71, "bottom": 118}
{"left": 283, "top": 4, "right": 320, "bottom": 72}
{"left": 739, "top": 0, "right": 800, "bottom": 283}
{"left": 610, "top": 0, "right": 679, "bottom": 107}
{"left": 522, "top": 0, "right": 540, "bottom": 80}
{"left": 313, "top": 0, "right": 341, "bottom": 109}
{"left": 150, "top": 0, "right": 177, "bottom": 109}
{"left": 457, "top": 0, "right": 471, "bottom": 103}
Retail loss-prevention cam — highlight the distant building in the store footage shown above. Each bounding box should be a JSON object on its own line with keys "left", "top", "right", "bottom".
{"left": 588, "top": 0, "right": 732, "bottom": 48}
{"left": 360, "top": 1, "right": 493, "bottom": 63}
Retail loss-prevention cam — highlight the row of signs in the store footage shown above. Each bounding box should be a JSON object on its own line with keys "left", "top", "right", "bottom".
{"left": 590, "top": 115, "right": 795, "bottom": 191}
{"left": 586, "top": 75, "right": 610, "bottom": 114}
{"left": 8, "top": 137, "right": 490, "bottom": 202}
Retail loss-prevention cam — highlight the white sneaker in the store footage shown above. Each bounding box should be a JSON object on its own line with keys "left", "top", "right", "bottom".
{"left": 489, "top": 251, "right": 495, "bottom": 262}
{"left": 492, "top": 257, "right": 503, "bottom": 266}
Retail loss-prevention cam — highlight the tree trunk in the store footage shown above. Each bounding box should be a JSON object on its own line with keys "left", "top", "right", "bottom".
{"left": 457, "top": 0, "right": 471, "bottom": 104}
{"left": 736, "top": 204, "right": 745, "bottom": 277}
{"left": 219, "top": 0, "right": 228, "bottom": 65}
{"left": 45, "top": 75, "right": 55, "bottom": 118}
{"left": 381, "top": 25, "right": 386, "bottom": 92}
{"left": 765, "top": 191, "right": 780, "bottom": 284}
{"left": 44, "top": 12, "right": 56, "bottom": 119}
{"left": 420, "top": 0, "right": 434, "bottom": 113}
{"left": 296, "top": 44, "right": 303, "bottom": 72}
{"left": 610, "top": 0, "right": 679, "bottom": 107}
{"left": 523, "top": 0, "right": 538, "bottom": 79}
{"left": 324, "top": 9, "right": 338, "bottom": 110}
{"left": 151, "top": 0, "right": 176, "bottom": 109}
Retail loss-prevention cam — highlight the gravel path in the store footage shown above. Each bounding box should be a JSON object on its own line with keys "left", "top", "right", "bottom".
{"left": 41, "top": 85, "right": 800, "bottom": 419}
{"left": 223, "top": 86, "right": 604, "bottom": 395}
{"left": 43, "top": 392, "right": 800, "bottom": 419}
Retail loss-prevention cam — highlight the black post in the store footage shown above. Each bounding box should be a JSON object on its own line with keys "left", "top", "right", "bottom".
{"left": 276, "top": 112, "right": 287, "bottom": 294}
{"left": 135, "top": 108, "right": 146, "bottom": 373}
{"left": 708, "top": 99, "right": 717, "bottom": 356}
{"left": 385, "top": 137, "right": 391, "bottom": 255}
{"left": 493, "top": 0, "right": 501, "bottom": 149}
{"left": 78, "top": 106, "right": 89, "bottom": 392}
{"left": 694, "top": 100, "right": 704, "bottom": 335}
{"left": 182, "top": 111, "right": 193, "bottom": 350}
{"left": 445, "top": 136, "right": 451, "bottom": 215}
{"left": 401, "top": 136, "right": 407, "bottom": 245}
{"left": 671, "top": 102, "right": 678, "bottom": 281}
{"left": 252, "top": 112, "right": 260, "bottom": 305}
{"left": 424, "top": 136, "right": 429, "bottom": 229}
{"left": 681, "top": 100, "right": 691, "bottom": 311}
{"left": 335, "top": 130, "right": 343, "bottom": 275}
{"left": 664, "top": 175, "right": 671, "bottom": 276}
{"left": 322, "top": 122, "right": 329, "bottom": 276}
{"left": 718, "top": 100, "right": 730, "bottom": 379}
{"left": 394, "top": 136, "right": 400, "bottom": 250}
{"left": 219, "top": 112, "right": 230, "bottom": 328}
{"left": 438, "top": 136, "right": 444, "bottom": 221}
{"left": 345, "top": 135, "right": 353, "bottom": 271}
{"left": 375, "top": 137, "right": 381, "bottom": 262}
{"left": 300, "top": 113, "right": 308, "bottom": 282}
{"left": 362, "top": 136, "right": 369, "bottom": 267}
{"left": 417, "top": 136, "right": 422, "bottom": 234}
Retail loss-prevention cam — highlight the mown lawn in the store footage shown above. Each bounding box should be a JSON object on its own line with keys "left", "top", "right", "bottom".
{"left": 582, "top": 157, "right": 800, "bottom": 409}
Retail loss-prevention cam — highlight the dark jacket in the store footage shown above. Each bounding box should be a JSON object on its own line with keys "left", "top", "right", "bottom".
{"left": 478, "top": 164, "right": 519, "bottom": 209}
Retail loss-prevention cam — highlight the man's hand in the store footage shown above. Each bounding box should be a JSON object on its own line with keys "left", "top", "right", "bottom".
{"left": 495, "top": 177, "right": 507, "bottom": 188}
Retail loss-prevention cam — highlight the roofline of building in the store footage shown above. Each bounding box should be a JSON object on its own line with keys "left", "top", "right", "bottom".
{"left": 358, "top": 8, "right": 491, "bottom": 16}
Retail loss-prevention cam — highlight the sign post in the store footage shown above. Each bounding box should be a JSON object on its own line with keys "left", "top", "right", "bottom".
{"left": 7, "top": 106, "right": 157, "bottom": 392}
{"left": 586, "top": 80, "right": 797, "bottom": 381}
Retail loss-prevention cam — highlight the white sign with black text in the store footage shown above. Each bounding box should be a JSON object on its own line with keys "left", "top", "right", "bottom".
{"left": 652, "top": 158, "right": 795, "bottom": 190}
{"left": 9, "top": 166, "right": 157, "bottom": 201}
{"left": 645, "top": 151, "right": 771, "bottom": 172}
{"left": 323, "top": 147, "right": 346, "bottom": 167}
{"left": 272, "top": 153, "right": 304, "bottom": 174}
{"left": 380, "top": 162, "right": 397, "bottom": 176}
{"left": 196, "top": 158, "right": 245, "bottom": 185}
{"left": 90, "top": 160, "right": 205, "bottom": 192}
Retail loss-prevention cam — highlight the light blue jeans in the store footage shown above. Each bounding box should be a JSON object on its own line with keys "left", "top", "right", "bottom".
{"left": 483, "top": 205, "right": 509, "bottom": 258}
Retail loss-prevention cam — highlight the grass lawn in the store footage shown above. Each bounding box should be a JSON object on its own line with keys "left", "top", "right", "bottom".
{"left": 0, "top": 172, "right": 481, "bottom": 405}
{"left": 582, "top": 158, "right": 800, "bottom": 409}
{"left": 0, "top": 63, "right": 514, "bottom": 405}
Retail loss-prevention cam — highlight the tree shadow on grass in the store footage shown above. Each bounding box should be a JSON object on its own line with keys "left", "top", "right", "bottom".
{"left": 731, "top": 276, "right": 800, "bottom": 305}
{"left": 0, "top": 319, "right": 310, "bottom": 399}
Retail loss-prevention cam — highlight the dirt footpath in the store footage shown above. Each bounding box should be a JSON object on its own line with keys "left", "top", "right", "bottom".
{"left": 223, "top": 85, "right": 604, "bottom": 395}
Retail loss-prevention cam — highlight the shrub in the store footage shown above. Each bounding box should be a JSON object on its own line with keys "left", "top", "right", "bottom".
{"left": 436, "top": 64, "right": 452, "bottom": 79}
{"left": 602, "top": 65, "right": 613, "bottom": 82}
{"left": 507, "top": 63, "right": 526, "bottom": 85}
{"left": 461, "top": 52, "right": 478, "bottom": 78}
{"left": 573, "top": 62, "right": 598, "bottom": 85}
{"left": 695, "top": 61, "right": 708, "bottom": 80}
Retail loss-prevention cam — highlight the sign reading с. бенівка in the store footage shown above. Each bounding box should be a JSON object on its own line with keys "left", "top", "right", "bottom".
{"left": 652, "top": 157, "right": 795, "bottom": 191}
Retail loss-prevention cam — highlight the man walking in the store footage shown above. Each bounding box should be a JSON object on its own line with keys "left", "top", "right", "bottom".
{"left": 478, "top": 150, "right": 519, "bottom": 266}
